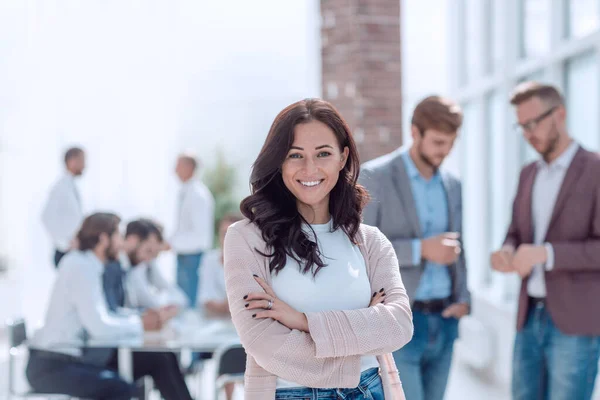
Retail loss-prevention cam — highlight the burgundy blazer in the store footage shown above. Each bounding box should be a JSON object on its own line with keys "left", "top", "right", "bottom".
{"left": 504, "top": 146, "right": 600, "bottom": 335}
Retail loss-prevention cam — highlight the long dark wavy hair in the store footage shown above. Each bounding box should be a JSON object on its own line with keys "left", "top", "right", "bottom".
{"left": 240, "top": 98, "right": 369, "bottom": 276}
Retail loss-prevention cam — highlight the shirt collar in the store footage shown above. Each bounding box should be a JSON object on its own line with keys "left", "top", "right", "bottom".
{"left": 401, "top": 150, "right": 440, "bottom": 181}
{"left": 63, "top": 172, "right": 76, "bottom": 183}
{"left": 537, "top": 140, "right": 579, "bottom": 170}
{"left": 85, "top": 250, "right": 106, "bottom": 275}
{"left": 118, "top": 251, "right": 132, "bottom": 270}
{"left": 181, "top": 179, "right": 196, "bottom": 190}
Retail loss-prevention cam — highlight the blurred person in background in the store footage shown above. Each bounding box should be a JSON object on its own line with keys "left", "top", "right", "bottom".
{"left": 491, "top": 82, "right": 600, "bottom": 400}
{"left": 360, "top": 96, "right": 469, "bottom": 400}
{"left": 125, "top": 218, "right": 187, "bottom": 310}
{"left": 41, "top": 146, "right": 85, "bottom": 268}
{"left": 198, "top": 213, "right": 244, "bottom": 400}
{"left": 104, "top": 218, "right": 181, "bottom": 318}
{"left": 170, "top": 153, "right": 215, "bottom": 307}
{"left": 27, "top": 212, "right": 194, "bottom": 400}
{"left": 198, "top": 213, "right": 243, "bottom": 315}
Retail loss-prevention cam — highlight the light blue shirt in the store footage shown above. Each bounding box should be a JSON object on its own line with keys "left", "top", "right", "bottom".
{"left": 401, "top": 152, "right": 452, "bottom": 301}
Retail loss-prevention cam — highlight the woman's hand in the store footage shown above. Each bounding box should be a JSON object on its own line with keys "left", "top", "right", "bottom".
{"left": 369, "top": 288, "right": 386, "bottom": 307}
{"left": 244, "top": 275, "right": 309, "bottom": 332}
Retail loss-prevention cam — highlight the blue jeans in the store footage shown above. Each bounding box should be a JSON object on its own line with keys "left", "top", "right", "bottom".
{"left": 275, "top": 368, "right": 383, "bottom": 399}
{"left": 512, "top": 301, "right": 600, "bottom": 400}
{"left": 176, "top": 252, "right": 203, "bottom": 307}
{"left": 393, "top": 310, "right": 458, "bottom": 400}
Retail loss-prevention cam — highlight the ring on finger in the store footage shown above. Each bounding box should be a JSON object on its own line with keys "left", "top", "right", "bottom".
{"left": 267, "top": 299, "right": 273, "bottom": 310}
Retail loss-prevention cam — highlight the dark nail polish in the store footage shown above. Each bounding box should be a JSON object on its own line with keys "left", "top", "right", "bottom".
{"left": 245, "top": 303, "right": 249, "bottom": 308}
{"left": 372, "top": 292, "right": 377, "bottom": 298}
{"left": 379, "top": 288, "right": 384, "bottom": 293}
{"left": 381, "top": 300, "right": 385, "bottom": 304}
{"left": 253, "top": 274, "right": 258, "bottom": 277}
{"left": 243, "top": 295, "right": 248, "bottom": 300}
{"left": 252, "top": 314, "right": 256, "bottom": 318}
{"left": 382, "top": 293, "right": 386, "bottom": 296}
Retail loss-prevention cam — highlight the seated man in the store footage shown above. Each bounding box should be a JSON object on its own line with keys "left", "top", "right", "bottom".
{"left": 124, "top": 219, "right": 187, "bottom": 310}
{"left": 198, "top": 214, "right": 244, "bottom": 400}
{"left": 27, "top": 212, "right": 194, "bottom": 400}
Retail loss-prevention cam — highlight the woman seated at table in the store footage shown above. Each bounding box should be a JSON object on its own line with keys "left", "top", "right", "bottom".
{"left": 198, "top": 213, "right": 243, "bottom": 315}
{"left": 125, "top": 218, "right": 188, "bottom": 311}
{"left": 198, "top": 213, "right": 245, "bottom": 400}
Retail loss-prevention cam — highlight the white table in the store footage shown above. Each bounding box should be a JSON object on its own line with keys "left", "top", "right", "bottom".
{"left": 52, "top": 309, "right": 240, "bottom": 382}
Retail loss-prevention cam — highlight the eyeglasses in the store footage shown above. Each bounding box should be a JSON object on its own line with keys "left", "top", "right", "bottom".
{"left": 514, "top": 106, "right": 557, "bottom": 135}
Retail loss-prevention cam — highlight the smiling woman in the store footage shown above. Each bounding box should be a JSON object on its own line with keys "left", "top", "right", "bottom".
{"left": 240, "top": 99, "right": 365, "bottom": 276}
{"left": 223, "top": 98, "right": 413, "bottom": 399}
{"left": 282, "top": 121, "right": 349, "bottom": 223}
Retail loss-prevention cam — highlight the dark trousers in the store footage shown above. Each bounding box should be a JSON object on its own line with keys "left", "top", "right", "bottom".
{"left": 27, "top": 350, "right": 193, "bottom": 400}
{"left": 54, "top": 249, "right": 67, "bottom": 268}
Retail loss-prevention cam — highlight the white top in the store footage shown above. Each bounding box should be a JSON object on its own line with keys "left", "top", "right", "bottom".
{"left": 271, "top": 219, "right": 379, "bottom": 389}
{"left": 41, "top": 173, "right": 83, "bottom": 251}
{"left": 528, "top": 141, "right": 579, "bottom": 297}
{"left": 29, "top": 250, "right": 143, "bottom": 356}
{"left": 198, "top": 249, "right": 227, "bottom": 305}
{"left": 125, "top": 261, "right": 188, "bottom": 309}
{"left": 170, "top": 180, "right": 215, "bottom": 254}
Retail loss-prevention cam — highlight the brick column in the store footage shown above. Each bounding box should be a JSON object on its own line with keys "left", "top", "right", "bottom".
{"left": 320, "top": 0, "right": 402, "bottom": 162}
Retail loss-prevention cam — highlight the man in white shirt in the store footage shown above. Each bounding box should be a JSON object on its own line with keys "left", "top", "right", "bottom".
{"left": 27, "top": 212, "right": 194, "bottom": 400}
{"left": 170, "top": 153, "right": 215, "bottom": 307}
{"left": 123, "top": 219, "right": 187, "bottom": 310}
{"left": 41, "top": 147, "right": 85, "bottom": 267}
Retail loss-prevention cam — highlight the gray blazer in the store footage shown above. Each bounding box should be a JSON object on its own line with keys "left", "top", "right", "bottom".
{"left": 359, "top": 148, "right": 470, "bottom": 305}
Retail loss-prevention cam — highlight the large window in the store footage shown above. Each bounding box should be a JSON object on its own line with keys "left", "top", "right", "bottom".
{"left": 565, "top": 51, "right": 600, "bottom": 150}
{"left": 520, "top": 0, "right": 551, "bottom": 58}
{"left": 486, "top": 91, "right": 505, "bottom": 252}
{"left": 451, "top": 0, "right": 600, "bottom": 304}
{"left": 568, "top": 0, "right": 600, "bottom": 38}
{"left": 461, "top": 101, "right": 489, "bottom": 288}
{"left": 486, "top": 0, "right": 504, "bottom": 74}
{"left": 464, "top": 0, "right": 485, "bottom": 81}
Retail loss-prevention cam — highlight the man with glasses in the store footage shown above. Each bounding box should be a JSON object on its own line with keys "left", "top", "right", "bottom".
{"left": 491, "top": 82, "right": 600, "bottom": 400}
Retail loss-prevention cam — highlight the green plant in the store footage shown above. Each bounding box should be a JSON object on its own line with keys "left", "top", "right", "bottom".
{"left": 203, "top": 147, "right": 240, "bottom": 245}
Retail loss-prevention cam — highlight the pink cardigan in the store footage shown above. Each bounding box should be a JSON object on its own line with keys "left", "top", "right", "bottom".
{"left": 224, "top": 220, "right": 413, "bottom": 399}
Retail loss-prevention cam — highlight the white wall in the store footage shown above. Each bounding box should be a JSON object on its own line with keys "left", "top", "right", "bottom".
{"left": 0, "top": 0, "right": 321, "bottom": 325}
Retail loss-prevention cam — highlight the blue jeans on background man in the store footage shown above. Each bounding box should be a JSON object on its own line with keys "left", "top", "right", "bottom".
{"left": 176, "top": 252, "right": 203, "bottom": 307}
{"left": 275, "top": 368, "right": 383, "bottom": 400}
{"left": 512, "top": 300, "right": 600, "bottom": 400}
{"left": 393, "top": 309, "right": 458, "bottom": 400}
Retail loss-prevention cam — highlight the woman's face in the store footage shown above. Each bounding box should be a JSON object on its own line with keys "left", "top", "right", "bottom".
{"left": 281, "top": 120, "right": 348, "bottom": 222}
